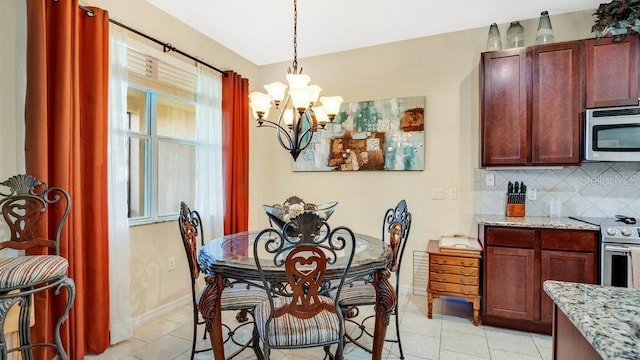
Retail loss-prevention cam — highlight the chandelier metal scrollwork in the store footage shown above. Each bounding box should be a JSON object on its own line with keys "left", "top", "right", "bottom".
{"left": 249, "top": 0, "right": 343, "bottom": 161}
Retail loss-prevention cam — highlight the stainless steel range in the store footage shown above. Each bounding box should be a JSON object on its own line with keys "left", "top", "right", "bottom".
{"left": 572, "top": 215, "right": 640, "bottom": 287}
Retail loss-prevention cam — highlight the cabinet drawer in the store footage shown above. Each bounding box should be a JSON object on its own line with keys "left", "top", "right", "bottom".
{"left": 541, "top": 230, "right": 597, "bottom": 252}
{"left": 430, "top": 255, "right": 479, "bottom": 267}
{"left": 430, "top": 264, "right": 479, "bottom": 277}
{"left": 486, "top": 227, "right": 535, "bottom": 248}
{"left": 429, "top": 281, "right": 479, "bottom": 295}
{"left": 429, "top": 272, "right": 478, "bottom": 286}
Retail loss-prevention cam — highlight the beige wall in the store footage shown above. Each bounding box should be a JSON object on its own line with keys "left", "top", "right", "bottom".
{"left": 0, "top": 0, "right": 26, "bottom": 179}
{"left": 248, "top": 10, "right": 596, "bottom": 290}
{"left": 2, "top": 0, "right": 596, "bottom": 319}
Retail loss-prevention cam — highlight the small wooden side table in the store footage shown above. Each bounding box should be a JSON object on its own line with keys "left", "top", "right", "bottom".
{"left": 427, "top": 240, "right": 482, "bottom": 326}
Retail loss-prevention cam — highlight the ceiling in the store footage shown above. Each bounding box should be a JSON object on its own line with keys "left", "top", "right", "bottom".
{"left": 144, "top": 0, "right": 602, "bottom": 66}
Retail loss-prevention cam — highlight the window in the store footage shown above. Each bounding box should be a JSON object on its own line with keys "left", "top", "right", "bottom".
{"left": 126, "top": 48, "right": 198, "bottom": 224}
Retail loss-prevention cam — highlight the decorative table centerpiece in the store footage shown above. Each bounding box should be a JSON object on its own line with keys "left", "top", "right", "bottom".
{"left": 263, "top": 196, "right": 338, "bottom": 234}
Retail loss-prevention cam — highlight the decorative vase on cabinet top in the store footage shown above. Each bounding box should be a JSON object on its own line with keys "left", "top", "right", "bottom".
{"left": 486, "top": 23, "right": 502, "bottom": 51}
{"left": 535, "top": 11, "right": 555, "bottom": 44}
{"left": 506, "top": 21, "right": 524, "bottom": 48}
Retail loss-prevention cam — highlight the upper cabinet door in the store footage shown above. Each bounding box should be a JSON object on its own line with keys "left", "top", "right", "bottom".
{"left": 531, "top": 41, "right": 583, "bottom": 165}
{"left": 481, "top": 49, "right": 530, "bottom": 167}
{"left": 585, "top": 36, "right": 639, "bottom": 108}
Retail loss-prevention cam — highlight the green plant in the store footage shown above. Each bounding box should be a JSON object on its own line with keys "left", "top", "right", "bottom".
{"left": 592, "top": 0, "right": 640, "bottom": 39}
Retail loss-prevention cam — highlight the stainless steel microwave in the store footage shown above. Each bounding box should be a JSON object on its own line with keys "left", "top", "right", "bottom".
{"left": 585, "top": 105, "right": 640, "bottom": 162}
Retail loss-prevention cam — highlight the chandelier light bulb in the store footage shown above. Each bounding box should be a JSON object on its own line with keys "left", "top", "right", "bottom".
{"left": 283, "top": 109, "right": 295, "bottom": 127}
{"left": 312, "top": 106, "right": 329, "bottom": 126}
{"left": 308, "top": 85, "right": 322, "bottom": 106}
{"left": 264, "top": 82, "right": 287, "bottom": 107}
{"left": 289, "top": 86, "right": 313, "bottom": 112}
{"left": 319, "top": 96, "right": 344, "bottom": 120}
{"left": 249, "top": 92, "right": 272, "bottom": 120}
{"left": 286, "top": 74, "right": 311, "bottom": 88}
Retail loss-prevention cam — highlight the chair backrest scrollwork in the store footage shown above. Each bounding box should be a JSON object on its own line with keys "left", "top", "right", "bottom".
{"left": 0, "top": 174, "right": 71, "bottom": 255}
{"left": 382, "top": 199, "right": 412, "bottom": 273}
{"left": 254, "top": 212, "right": 356, "bottom": 321}
{"left": 178, "top": 201, "right": 203, "bottom": 284}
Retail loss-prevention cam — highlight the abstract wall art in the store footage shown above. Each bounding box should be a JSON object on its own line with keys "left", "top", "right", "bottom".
{"left": 292, "top": 96, "right": 425, "bottom": 172}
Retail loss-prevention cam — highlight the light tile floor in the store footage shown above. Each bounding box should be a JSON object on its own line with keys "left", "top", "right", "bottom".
{"left": 85, "top": 294, "right": 552, "bottom": 360}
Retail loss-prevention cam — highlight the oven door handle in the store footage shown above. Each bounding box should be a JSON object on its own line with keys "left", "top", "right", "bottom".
{"left": 604, "top": 245, "right": 633, "bottom": 253}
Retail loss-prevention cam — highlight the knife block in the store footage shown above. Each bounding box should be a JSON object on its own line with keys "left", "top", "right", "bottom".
{"left": 506, "top": 202, "right": 525, "bottom": 217}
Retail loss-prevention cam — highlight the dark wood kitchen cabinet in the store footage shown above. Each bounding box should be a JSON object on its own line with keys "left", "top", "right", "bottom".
{"left": 531, "top": 41, "right": 583, "bottom": 165}
{"left": 540, "top": 230, "right": 597, "bottom": 324}
{"left": 481, "top": 225, "right": 597, "bottom": 334}
{"left": 481, "top": 49, "right": 529, "bottom": 166}
{"left": 585, "top": 36, "right": 639, "bottom": 108}
{"left": 481, "top": 41, "right": 582, "bottom": 167}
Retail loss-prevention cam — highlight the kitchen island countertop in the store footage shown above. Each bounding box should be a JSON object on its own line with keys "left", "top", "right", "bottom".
{"left": 475, "top": 215, "right": 600, "bottom": 231}
{"left": 544, "top": 280, "right": 640, "bottom": 359}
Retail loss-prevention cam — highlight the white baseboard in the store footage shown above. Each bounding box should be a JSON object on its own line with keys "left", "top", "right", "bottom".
{"left": 131, "top": 295, "right": 191, "bottom": 328}
{"left": 131, "top": 285, "right": 420, "bottom": 329}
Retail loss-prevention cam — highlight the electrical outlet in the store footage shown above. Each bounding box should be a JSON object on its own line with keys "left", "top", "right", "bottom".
{"left": 527, "top": 188, "right": 537, "bottom": 201}
{"left": 448, "top": 187, "right": 457, "bottom": 200}
{"left": 485, "top": 174, "right": 495, "bottom": 187}
{"left": 168, "top": 257, "right": 176, "bottom": 271}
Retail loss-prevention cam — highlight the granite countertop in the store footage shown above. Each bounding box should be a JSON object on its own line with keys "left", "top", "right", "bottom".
{"left": 544, "top": 280, "right": 640, "bottom": 359}
{"left": 475, "top": 215, "right": 600, "bottom": 231}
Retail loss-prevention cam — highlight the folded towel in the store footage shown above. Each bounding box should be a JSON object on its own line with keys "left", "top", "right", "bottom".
{"left": 630, "top": 248, "right": 640, "bottom": 289}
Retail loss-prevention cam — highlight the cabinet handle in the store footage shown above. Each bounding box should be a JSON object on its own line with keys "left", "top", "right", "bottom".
{"left": 460, "top": 269, "right": 476, "bottom": 276}
{"left": 433, "top": 258, "right": 448, "bottom": 265}
{"left": 461, "top": 278, "right": 476, "bottom": 285}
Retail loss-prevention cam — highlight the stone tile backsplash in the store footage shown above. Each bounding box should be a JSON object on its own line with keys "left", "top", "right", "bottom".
{"left": 474, "top": 163, "right": 640, "bottom": 218}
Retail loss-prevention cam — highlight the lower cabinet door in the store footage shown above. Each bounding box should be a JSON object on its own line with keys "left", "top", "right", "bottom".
{"left": 541, "top": 250, "right": 596, "bottom": 324}
{"left": 485, "top": 246, "right": 536, "bottom": 320}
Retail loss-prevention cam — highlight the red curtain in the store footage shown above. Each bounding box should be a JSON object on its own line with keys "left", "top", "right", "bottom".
{"left": 222, "top": 71, "right": 250, "bottom": 234}
{"left": 25, "top": 0, "right": 110, "bottom": 357}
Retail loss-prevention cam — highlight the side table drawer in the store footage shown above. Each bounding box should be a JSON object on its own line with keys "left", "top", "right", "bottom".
{"left": 429, "top": 281, "right": 479, "bottom": 295}
{"left": 430, "top": 264, "right": 479, "bottom": 277}
{"left": 431, "top": 255, "right": 479, "bottom": 267}
{"left": 429, "top": 272, "right": 478, "bottom": 286}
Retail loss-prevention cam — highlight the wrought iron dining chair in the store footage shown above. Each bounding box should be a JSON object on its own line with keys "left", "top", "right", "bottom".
{"left": 338, "top": 199, "right": 412, "bottom": 359}
{"left": 0, "top": 174, "right": 75, "bottom": 360}
{"left": 178, "top": 202, "right": 266, "bottom": 360}
{"left": 252, "top": 212, "right": 356, "bottom": 359}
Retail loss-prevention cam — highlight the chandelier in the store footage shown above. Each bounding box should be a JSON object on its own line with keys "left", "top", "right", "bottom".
{"left": 249, "top": 0, "right": 343, "bottom": 161}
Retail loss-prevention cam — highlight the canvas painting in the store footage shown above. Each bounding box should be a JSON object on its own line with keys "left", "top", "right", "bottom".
{"left": 293, "top": 96, "right": 425, "bottom": 171}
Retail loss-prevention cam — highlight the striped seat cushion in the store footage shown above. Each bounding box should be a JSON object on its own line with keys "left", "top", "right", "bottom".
{"left": 0, "top": 255, "right": 68, "bottom": 289}
{"left": 337, "top": 283, "right": 376, "bottom": 306}
{"left": 221, "top": 286, "right": 267, "bottom": 310}
{"left": 195, "top": 284, "right": 267, "bottom": 310}
{"left": 255, "top": 296, "right": 341, "bottom": 347}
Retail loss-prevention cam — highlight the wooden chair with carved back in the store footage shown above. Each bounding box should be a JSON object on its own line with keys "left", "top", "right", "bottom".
{"left": 0, "top": 174, "right": 75, "bottom": 360}
{"left": 338, "top": 199, "right": 412, "bottom": 359}
{"left": 252, "top": 212, "right": 356, "bottom": 359}
{"left": 178, "top": 201, "right": 266, "bottom": 359}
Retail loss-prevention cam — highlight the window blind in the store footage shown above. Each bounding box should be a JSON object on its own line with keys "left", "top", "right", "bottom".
{"left": 127, "top": 47, "right": 196, "bottom": 101}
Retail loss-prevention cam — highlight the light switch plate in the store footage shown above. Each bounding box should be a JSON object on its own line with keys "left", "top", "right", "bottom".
{"left": 431, "top": 187, "right": 445, "bottom": 200}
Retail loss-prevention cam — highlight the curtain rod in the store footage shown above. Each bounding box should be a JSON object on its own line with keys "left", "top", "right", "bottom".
{"left": 75, "top": 4, "right": 227, "bottom": 76}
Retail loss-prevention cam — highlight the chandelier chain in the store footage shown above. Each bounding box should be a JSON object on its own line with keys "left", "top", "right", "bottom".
{"left": 291, "top": 0, "right": 298, "bottom": 73}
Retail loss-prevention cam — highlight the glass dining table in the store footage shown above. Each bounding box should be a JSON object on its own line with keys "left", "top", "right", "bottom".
{"left": 198, "top": 230, "right": 396, "bottom": 360}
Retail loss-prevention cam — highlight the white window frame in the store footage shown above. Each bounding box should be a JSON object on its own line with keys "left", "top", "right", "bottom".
{"left": 125, "top": 43, "right": 199, "bottom": 226}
